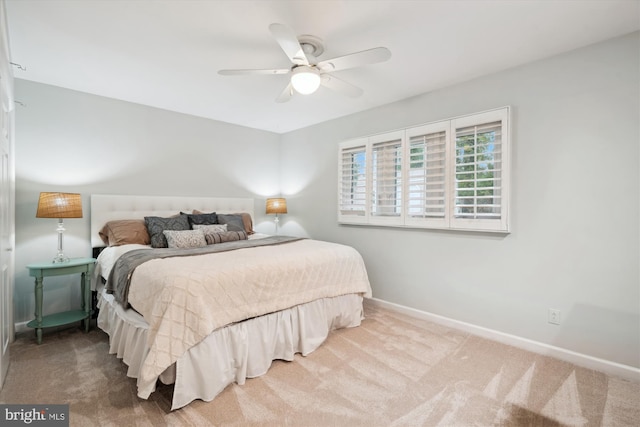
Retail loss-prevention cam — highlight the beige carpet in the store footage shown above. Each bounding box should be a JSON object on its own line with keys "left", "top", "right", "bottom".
{"left": 1, "top": 300, "right": 638, "bottom": 426}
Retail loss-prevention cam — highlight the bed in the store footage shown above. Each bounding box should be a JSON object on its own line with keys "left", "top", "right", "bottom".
{"left": 90, "top": 194, "right": 372, "bottom": 410}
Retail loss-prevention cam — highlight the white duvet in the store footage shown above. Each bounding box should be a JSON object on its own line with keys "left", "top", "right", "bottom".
{"left": 118, "top": 238, "right": 372, "bottom": 398}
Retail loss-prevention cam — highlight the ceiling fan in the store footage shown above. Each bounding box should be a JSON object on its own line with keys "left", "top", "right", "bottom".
{"left": 218, "top": 23, "right": 391, "bottom": 103}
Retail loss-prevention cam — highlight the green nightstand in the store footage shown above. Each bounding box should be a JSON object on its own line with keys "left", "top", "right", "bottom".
{"left": 26, "top": 257, "right": 96, "bottom": 344}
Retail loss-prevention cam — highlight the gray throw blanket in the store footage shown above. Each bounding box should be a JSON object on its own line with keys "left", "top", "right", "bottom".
{"left": 107, "top": 235, "right": 304, "bottom": 308}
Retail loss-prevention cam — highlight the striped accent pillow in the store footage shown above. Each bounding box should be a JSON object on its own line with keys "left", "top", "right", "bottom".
{"left": 204, "top": 230, "right": 248, "bottom": 245}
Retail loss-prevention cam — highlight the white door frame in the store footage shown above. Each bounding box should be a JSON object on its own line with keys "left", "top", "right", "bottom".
{"left": 0, "top": 0, "right": 15, "bottom": 390}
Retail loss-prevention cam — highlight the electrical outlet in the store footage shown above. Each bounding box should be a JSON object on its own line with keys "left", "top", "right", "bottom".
{"left": 548, "top": 308, "right": 561, "bottom": 325}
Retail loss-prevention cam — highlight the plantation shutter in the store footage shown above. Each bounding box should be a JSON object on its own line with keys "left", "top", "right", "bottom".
{"left": 405, "top": 122, "right": 449, "bottom": 227}
{"left": 338, "top": 107, "right": 509, "bottom": 232}
{"left": 451, "top": 108, "right": 509, "bottom": 231}
{"left": 338, "top": 140, "right": 367, "bottom": 221}
{"left": 370, "top": 132, "right": 403, "bottom": 221}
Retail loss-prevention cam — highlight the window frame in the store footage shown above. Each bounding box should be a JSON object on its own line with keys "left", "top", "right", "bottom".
{"left": 338, "top": 107, "right": 511, "bottom": 233}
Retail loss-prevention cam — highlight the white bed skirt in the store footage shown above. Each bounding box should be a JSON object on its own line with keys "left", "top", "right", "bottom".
{"left": 97, "top": 290, "right": 365, "bottom": 410}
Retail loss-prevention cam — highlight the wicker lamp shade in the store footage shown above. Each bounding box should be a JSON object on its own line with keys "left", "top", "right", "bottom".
{"left": 36, "top": 192, "right": 83, "bottom": 219}
{"left": 265, "top": 198, "right": 287, "bottom": 214}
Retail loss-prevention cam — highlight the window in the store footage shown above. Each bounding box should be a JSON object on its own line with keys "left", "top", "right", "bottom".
{"left": 338, "top": 107, "right": 510, "bottom": 232}
{"left": 370, "top": 131, "right": 403, "bottom": 222}
{"left": 338, "top": 138, "right": 367, "bottom": 221}
{"left": 405, "top": 121, "right": 450, "bottom": 228}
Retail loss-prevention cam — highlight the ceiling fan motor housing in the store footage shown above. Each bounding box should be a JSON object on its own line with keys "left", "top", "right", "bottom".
{"left": 297, "top": 34, "right": 324, "bottom": 59}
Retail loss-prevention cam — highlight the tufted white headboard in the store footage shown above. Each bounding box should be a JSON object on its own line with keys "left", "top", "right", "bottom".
{"left": 90, "top": 194, "right": 255, "bottom": 248}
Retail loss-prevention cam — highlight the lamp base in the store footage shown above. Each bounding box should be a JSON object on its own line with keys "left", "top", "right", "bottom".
{"left": 53, "top": 219, "right": 70, "bottom": 263}
{"left": 52, "top": 254, "right": 70, "bottom": 264}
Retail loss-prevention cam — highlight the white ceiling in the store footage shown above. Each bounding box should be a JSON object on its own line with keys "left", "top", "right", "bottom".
{"left": 5, "top": 0, "right": 639, "bottom": 134}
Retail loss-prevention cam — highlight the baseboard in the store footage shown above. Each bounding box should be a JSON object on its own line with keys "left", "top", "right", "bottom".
{"left": 367, "top": 297, "right": 640, "bottom": 383}
{"left": 14, "top": 321, "right": 29, "bottom": 334}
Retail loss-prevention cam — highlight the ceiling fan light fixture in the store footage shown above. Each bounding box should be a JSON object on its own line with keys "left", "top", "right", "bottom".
{"left": 291, "top": 66, "right": 321, "bottom": 95}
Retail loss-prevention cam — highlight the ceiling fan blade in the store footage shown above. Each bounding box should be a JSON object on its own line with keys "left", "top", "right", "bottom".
{"left": 276, "top": 82, "right": 294, "bottom": 103}
{"left": 317, "top": 47, "right": 391, "bottom": 72}
{"left": 320, "top": 74, "right": 363, "bottom": 98}
{"left": 218, "top": 68, "right": 290, "bottom": 76}
{"left": 269, "top": 23, "right": 309, "bottom": 66}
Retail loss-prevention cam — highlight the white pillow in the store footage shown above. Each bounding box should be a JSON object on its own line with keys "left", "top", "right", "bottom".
{"left": 162, "top": 229, "right": 206, "bottom": 249}
{"left": 192, "top": 224, "right": 228, "bottom": 233}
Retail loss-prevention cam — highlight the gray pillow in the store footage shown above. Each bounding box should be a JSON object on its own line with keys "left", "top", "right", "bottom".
{"left": 145, "top": 215, "right": 190, "bottom": 248}
{"left": 217, "top": 214, "right": 245, "bottom": 232}
{"left": 193, "top": 224, "right": 228, "bottom": 233}
{"left": 181, "top": 211, "right": 218, "bottom": 227}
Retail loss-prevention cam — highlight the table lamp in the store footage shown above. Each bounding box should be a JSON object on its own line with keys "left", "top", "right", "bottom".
{"left": 266, "top": 198, "right": 287, "bottom": 234}
{"left": 36, "top": 192, "right": 83, "bottom": 263}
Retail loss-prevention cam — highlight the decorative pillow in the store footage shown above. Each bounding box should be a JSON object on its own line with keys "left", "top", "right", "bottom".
{"left": 181, "top": 211, "right": 218, "bottom": 227}
{"left": 192, "top": 224, "right": 228, "bottom": 233}
{"left": 163, "top": 229, "right": 206, "bottom": 249}
{"left": 145, "top": 215, "right": 190, "bottom": 248}
{"left": 217, "top": 214, "right": 245, "bottom": 232}
{"left": 204, "top": 230, "right": 248, "bottom": 245}
{"left": 99, "top": 220, "right": 150, "bottom": 246}
{"left": 234, "top": 212, "right": 255, "bottom": 235}
{"left": 192, "top": 209, "right": 254, "bottom": 234}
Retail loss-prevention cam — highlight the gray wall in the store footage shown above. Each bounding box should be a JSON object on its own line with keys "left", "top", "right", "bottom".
{"left": 13, "top": 32, "right": 639, "bottom": 369}
{"left": 280, "top": 32, "right": 640, "bottom": 368}
{"left": 13, "top": 81, "right": 281, "bottom": 325}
